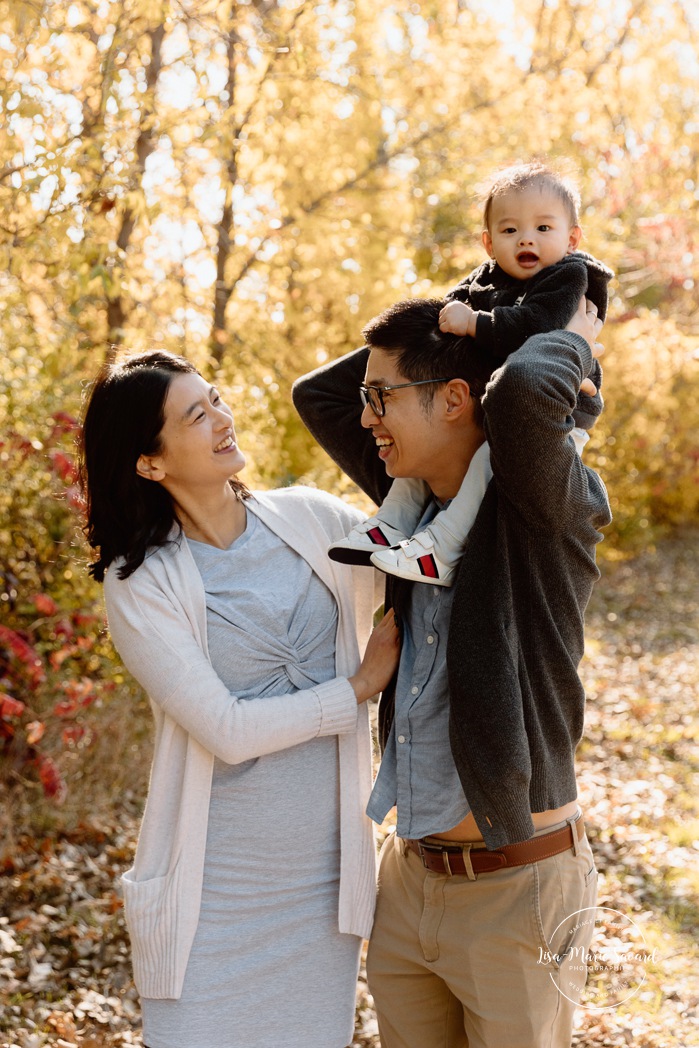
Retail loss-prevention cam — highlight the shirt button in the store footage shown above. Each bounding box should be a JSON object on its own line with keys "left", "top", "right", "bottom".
{"left": 411, "top": 686, "right": 419, "bottom": 695}
{"left": 398, "top": 735, "right": 406, "bottom": 744}
{"left": 426, "top": 635, "right": 435, "bottom": 644}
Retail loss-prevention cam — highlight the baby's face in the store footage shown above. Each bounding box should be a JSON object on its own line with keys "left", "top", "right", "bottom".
{"left": 482, "top": 186, "right": 581, "bottom": 281}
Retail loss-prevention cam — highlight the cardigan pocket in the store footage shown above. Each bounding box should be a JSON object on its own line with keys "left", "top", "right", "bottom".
{"left": 121, "top": 856, "right": 191, "bottom": 1000}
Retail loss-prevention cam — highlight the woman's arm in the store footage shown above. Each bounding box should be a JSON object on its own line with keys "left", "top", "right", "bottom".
{"left": 104, "top": 569, "right": 398, "bottom": 764}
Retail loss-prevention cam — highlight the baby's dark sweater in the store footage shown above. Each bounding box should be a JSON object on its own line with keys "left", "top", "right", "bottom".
{"left": 446, "top": 251, "right": 614, "bottom": 360}
{"left": 448, "top": 252, "right": 613, "bottom": 431}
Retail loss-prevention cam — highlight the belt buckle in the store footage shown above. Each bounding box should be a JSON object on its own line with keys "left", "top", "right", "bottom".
{"left": 417, "top": 840, "right": 454, "bottom": 876}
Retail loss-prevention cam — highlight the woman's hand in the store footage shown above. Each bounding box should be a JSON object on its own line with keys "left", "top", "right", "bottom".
{"left": 349, "top": 609, "right": 401, "bottom": 704}
{"left": 567, "top": 297, "right": 604, "bottom": 395}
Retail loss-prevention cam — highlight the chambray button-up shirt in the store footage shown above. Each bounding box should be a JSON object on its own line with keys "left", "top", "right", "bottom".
{"left": 366, "top": 506, "right": 471, "bottom": 840}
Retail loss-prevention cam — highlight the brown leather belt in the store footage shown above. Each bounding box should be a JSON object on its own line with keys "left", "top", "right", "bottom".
{"left": 404, "top": 816, "right": 585, "bottom": 877}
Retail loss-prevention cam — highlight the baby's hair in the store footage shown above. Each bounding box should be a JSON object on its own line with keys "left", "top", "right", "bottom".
{"left": 481, "top": 159, "right": 582, "bottom": 230}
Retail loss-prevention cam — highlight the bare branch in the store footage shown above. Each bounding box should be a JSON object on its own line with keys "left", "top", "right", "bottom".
{"left": 584, "top": 1, "right": 646, "bottom": 86}
{"left": 235, "top": 2, "right": 308, "bottom": 139}
{"left": 208, "top": 3, "right": 310, "bottom": 364}
{"left": 207, "top": 90, "right": 505, "bottom": 367}
{"left": 0, "top": 164, "right": 28, "bottom": 185}
{"left": 105, "top": 22, "right": 166, "bottom": 360}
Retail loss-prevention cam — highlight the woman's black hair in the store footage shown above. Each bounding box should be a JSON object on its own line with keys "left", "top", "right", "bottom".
{"left": 79, "top": 350, "right": 249, "bottom": 582}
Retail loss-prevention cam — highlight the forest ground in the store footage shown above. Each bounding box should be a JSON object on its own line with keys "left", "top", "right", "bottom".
{"left": 1, "top": 528, "right": 697, "bottom": 1048}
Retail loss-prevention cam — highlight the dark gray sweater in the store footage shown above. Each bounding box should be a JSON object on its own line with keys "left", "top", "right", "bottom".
{"left": 292, "top": 331, "right": 611, "bottom": 848}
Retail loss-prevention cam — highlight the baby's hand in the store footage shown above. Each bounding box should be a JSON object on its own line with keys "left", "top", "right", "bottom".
{"left": 439, "top": 300, "right": 475, "bottom": 336}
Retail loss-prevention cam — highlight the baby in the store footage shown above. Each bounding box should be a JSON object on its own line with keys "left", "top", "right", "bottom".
{"left": 329, "top": 160, "right": 613, "bottom": 585}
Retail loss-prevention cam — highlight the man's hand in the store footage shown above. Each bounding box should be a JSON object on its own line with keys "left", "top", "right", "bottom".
{"left": 439, "top": 300, "right": 476, "bottom": 336}
{"left": 567, "top": 297, "right": 604, "bottom": 396}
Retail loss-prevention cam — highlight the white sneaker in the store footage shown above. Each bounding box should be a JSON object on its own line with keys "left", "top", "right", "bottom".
{"left": 370, "top": 531, "right": 455, "bottom": 586}
{"left": 328, "top": 520, "right": 407, "bottom": 566}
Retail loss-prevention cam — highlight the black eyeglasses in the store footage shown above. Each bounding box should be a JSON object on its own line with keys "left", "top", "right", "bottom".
{"left": 359, "top": 378, "right": 452, "bottom": 417}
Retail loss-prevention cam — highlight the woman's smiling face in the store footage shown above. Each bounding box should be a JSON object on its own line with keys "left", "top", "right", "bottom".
{"left": 137, "top": 372, "right": 246, "bottom": 491}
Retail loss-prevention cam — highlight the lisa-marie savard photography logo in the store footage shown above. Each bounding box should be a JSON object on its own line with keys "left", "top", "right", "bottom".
{"left": 538, "top": 906, "right": 658, "bottom": 1011}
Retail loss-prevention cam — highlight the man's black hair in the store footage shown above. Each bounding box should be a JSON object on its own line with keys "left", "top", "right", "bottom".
{"left": 362, "top": 298, "right": 497, "bottom": 425}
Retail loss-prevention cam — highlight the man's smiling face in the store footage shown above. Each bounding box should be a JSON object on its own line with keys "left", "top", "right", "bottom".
{"left": 361, "top": 348, "right": 446, "bottom": 489}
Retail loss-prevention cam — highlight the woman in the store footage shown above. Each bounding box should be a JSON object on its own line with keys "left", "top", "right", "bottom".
{"left": 80, "top": 350, "right": 399, "bottom": 1048}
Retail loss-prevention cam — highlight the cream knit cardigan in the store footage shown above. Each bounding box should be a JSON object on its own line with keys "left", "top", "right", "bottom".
{"left": 103, "top": 487, "right": 379, "bottom": 1000}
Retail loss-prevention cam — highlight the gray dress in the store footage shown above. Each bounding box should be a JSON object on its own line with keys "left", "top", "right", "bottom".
{"left": 142, "top": 511, "right": 361, "bottom": 1048}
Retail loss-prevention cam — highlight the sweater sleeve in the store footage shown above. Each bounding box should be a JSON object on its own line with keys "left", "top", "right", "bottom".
{"left": 104, "top": 568, "right": 359, "bottom": 765}
{"left": 482, "top": 330, "right": 612, "bottom": 532}
{"left": 292, "top": 347, "right": 392, "bottom": 507}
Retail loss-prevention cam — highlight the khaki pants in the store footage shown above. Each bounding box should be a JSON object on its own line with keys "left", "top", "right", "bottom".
{"left": 366, "top": 817, "right": 597, "bottom": 1048}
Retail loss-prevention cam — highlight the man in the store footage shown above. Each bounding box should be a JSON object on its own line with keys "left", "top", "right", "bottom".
{"left": 292, "top": 297, "right": 611, "bottom": 1048}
